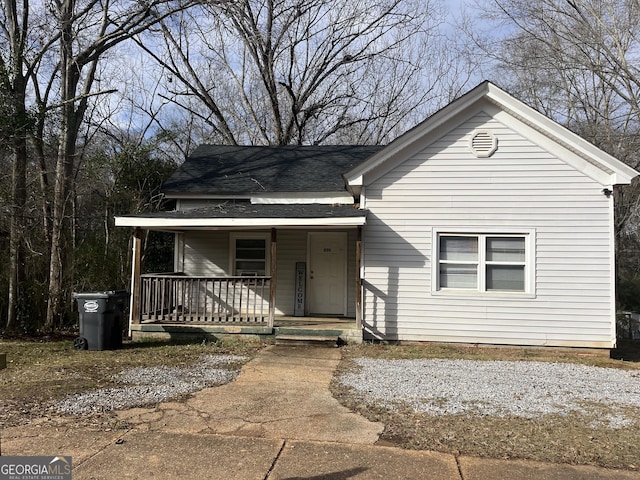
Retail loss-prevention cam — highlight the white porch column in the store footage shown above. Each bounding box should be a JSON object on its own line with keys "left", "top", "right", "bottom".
{"left": 268, "top": 228, "right": 277, "bottom": 327}
{"left": 128, "top": 228, "right": 143, "bottom": 336}
{"left": 356, "top": 226, "right": 363, "bottom": 330}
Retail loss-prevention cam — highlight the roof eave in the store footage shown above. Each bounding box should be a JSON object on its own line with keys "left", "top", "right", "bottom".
{"left": 344, "top": 81, "right": 491, "bottom": 186}
{"left": 344, "top": 81, "right": 639, "bottom": 188}
{"left": 484, "top": 83, "right": 639, "bottom": 185}
{"left": 114, "top": 216, "right": 367, "bottom": 229}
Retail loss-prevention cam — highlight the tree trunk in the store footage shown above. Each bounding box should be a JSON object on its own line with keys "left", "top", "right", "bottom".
{"left": 46, "top": 143, "right": 69, "bottom": 330}
{"left": 4, "top": 0, "right": 29, "bottom": 331}
{"left": 46, "top": 0, "right": 78, "bottom": 330}
{"left": 33, "top": 119, "right": 53, "bottom": 250}
{"left": 7, "top": 133, "right": 27, "bottom": 330}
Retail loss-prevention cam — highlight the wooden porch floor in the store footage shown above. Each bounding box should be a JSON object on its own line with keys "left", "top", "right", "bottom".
{"left": 139, "top": 316, "right": 355, "bottom": 328}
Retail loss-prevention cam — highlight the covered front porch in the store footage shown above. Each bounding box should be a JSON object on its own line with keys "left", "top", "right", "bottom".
{"left": 116, "top": 204, "right": 367, "bottom": 343}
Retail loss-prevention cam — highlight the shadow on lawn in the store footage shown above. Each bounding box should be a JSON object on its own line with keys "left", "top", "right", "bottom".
{"left": 118, "top": 338, "right": 204, "bottom": 350}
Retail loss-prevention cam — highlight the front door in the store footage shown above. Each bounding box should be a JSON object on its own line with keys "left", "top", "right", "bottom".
{"left": 308, "top": 232, "right": 347, "bottom": 315}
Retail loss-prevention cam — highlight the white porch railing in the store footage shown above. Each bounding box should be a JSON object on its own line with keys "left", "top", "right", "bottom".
{"left": 139, "top": 274, "right": 273, "bottom": 326}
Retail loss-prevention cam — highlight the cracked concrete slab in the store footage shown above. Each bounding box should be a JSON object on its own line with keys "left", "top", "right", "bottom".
{"left": 269, "top": 440, "right": 461, "bottom": 479}
{"left": 74, "top": 431, "right": 283, "bottom": 480}
{"left": 1, "top": 425, "right": 124, "bottom": 465}
{"left": 117, "top": 345, "right": 384, "bottom": 444}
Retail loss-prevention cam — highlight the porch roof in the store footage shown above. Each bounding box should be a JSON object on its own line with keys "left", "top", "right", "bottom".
{"left": 114, "top": 203, "right": 368, "bottom": 229}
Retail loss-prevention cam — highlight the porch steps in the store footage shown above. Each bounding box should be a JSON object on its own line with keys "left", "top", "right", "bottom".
{"left": 274, "top": 335, "right": 339, "bottom": 347}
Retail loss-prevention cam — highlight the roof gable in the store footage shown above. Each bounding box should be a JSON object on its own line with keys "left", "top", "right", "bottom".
{"left": 345, "top": 81, "right": 638, "bottom": 188}
{"left": 162, "top": 145, "right": 384, "bottom": 196}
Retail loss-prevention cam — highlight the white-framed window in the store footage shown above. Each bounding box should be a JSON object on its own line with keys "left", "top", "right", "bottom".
{"left": 230, "top": 233, "right": 270, "bottom": 276}
{"left": 433, "top": 230, "right": 534, "bottom": 295}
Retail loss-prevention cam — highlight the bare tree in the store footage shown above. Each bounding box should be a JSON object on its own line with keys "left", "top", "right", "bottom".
{"left": 467, "top": 0, "right": 640, "bottom": 292}
{"left": 137, "top": 0, "right": 467, "bottom": 146}
{"left": 0, "top": 0, "right": 208, "bottom": 330}
{"left": 42, "top": 0, "right": 200, "bottom": 329}
{"left": 470, "top": 0, "right": 640, "bottom": 161}
{"left": 1, "top": 0, "right": 51, "bottom": 330}
{"left": 1, "top": 0, "right": 27, "bottom": 330}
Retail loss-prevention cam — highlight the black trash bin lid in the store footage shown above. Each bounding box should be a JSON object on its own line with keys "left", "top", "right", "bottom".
{"left": 73, "top": 290, "right": 128, "bottom": 299}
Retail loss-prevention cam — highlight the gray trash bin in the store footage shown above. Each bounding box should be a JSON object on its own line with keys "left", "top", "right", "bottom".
{"left": 73, "top": 290, "right": 128, "bottom": 350}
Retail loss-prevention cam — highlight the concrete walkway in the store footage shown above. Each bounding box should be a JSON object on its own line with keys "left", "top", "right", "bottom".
{"left": 115, "top": 344, "right": 383, "bottom": 443}
{"left": 2, "top": 345, "right": 640, "bottom": 479}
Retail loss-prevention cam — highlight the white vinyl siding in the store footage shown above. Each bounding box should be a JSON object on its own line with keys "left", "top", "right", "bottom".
{"left": 273, "top": 230, "right": 306, "bottom": 315}
{"left": 182, "top": 231, "right": 228, "bottom": 276}
{"left": 362, "top": 109, "right": 615, "bottom": 348}
{"left": 178, "top": 229, "right": 356, "bottom": 317}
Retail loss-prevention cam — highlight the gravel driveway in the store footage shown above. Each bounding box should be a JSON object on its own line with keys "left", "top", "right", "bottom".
{"left": 338, "top": 358, "right": 640, "bottom": 428}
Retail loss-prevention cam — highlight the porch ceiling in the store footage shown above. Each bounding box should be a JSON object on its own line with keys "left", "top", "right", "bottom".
{"left": 115, "top": 203, "right": 367, "bottom": 229}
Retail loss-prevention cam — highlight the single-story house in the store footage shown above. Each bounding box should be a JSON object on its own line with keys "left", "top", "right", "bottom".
{"left": 116, "top": 81, "right": 638, "bottom": 349}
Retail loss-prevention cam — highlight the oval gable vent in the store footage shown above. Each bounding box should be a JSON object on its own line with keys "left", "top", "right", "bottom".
{"left": 469, "top": 130, "right": 497, "bottom": 157}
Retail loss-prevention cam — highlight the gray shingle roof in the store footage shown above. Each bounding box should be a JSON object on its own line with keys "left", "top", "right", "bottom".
{"left": 162, "top": 145, "right": 384, "bottom": 195}
{"left": 122, "top": 202, "right": 367, "bottom": 219}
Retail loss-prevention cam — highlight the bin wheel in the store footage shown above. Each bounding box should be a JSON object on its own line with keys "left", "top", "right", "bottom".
{"left": 73, "top": 337, "right": 88, "bottom": 350}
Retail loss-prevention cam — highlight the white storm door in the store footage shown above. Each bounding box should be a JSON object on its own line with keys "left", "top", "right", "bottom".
{"left": 307, "top": 232, "right": 347, "bottom": 315}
